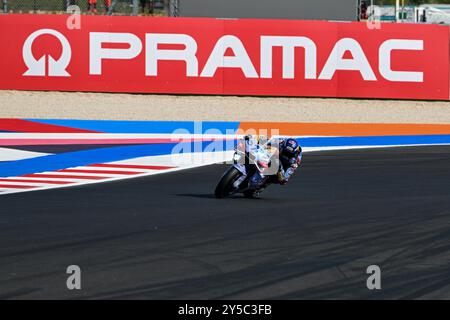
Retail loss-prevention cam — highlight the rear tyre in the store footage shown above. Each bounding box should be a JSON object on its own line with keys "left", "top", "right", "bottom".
{"left": 215, "top": 167, "right": 242, "bottom": 199}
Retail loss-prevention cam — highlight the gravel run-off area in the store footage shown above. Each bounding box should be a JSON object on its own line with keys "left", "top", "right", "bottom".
{"left": 0, "top": 90, "right": 449, "bottom": 124}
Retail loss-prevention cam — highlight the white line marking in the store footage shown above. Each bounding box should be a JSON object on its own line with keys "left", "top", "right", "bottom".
{"left": 0, "top": 133, "right": 238, "bottom": 139}
{"left": 0, "top": 180, "right": 57, "bottom": 187}
{"left": 35, "top": 170, "right": 128, "bottom": 178}
{"left": 0, "top": 147, "right": 50, "bottom": 161}
{"left": 6, "top": 176, "right": 82, "bottom": 182}
{"left": 71, "top": 166, "right": 153, "bottom": 173}
{"left": 0, "top": 133, "right": 335, "bottom": 140}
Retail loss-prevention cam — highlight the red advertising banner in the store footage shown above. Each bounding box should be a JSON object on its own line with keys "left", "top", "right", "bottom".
{"left": 0, "top": 14, "right": 448, "bottom": 100}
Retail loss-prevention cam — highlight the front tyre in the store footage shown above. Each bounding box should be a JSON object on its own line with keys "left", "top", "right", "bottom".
{"left": 215, "top": 167, "right": 242, "bottom": 198}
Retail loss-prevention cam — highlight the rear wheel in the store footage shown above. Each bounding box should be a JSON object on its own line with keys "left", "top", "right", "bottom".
{"left": 215, "top": 167, "right": 242, "bottom": 198}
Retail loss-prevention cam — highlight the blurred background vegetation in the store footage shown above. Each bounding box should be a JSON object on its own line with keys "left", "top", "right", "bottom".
{"left": 3, "top": 0, "right": 450, "bottom": 16}
{"left": 1, "top": 0, "right": 167, "bottom": 15}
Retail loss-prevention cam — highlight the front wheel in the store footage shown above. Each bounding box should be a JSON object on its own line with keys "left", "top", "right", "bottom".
{"left": 215, "top": 167, "right": 242, "bottom": 198}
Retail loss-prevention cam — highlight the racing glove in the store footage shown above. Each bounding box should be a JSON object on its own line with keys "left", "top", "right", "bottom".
{"left": 277, "top": 167, "right": 289, "bottom": 185}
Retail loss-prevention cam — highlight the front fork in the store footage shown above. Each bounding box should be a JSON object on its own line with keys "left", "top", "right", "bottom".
{"left": 232, "top": 163, "right": 248, "bottom": 189}
{"left": 232, "top": 163, "right": 268, "bottom": 192}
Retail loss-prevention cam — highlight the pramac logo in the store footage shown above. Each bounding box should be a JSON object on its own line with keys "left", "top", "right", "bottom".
{"left": 22, "top": 29, "right": 72, "bottom": 77}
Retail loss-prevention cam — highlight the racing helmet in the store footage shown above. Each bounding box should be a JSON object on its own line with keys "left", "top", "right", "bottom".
{"left": 282, "top": 138, "right": 301, "bottom": 158}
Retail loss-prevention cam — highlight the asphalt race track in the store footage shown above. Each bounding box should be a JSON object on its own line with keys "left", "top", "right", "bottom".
{"left": 1, "top": 146, "right": 450, "bottom": 299}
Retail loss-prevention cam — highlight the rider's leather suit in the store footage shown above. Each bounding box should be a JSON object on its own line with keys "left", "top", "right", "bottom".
{"left": 249, "top": 139, "right": 302, "bottom": 190}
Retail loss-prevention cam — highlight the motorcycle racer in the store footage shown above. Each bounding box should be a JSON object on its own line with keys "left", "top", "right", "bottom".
{"left": 245, "top": 136, "right": 302, "bottom": 192}
{"left": 215, "top": 135, "right": 303, "bottom": 198}
{"left": 275, "top": 138, "right": 303, "bottom": 185}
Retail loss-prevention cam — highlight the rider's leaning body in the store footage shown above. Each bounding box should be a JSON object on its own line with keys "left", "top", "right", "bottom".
{"left": 246, "top": 136, "right": 303, "bottom": 189}
{"left": 274, "top": 138, "right": 303, "bottom": 185}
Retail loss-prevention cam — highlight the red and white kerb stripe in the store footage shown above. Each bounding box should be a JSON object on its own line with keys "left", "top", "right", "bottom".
{"left": 0, "top": 163, "right": 176, "bottom": 195}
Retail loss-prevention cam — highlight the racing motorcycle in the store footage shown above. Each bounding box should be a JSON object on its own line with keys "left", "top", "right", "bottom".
{"left": 214, "top": 136, "right": 279, "bottom": 199}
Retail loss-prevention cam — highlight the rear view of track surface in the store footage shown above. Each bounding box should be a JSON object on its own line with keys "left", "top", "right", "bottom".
{"left": 1, "top": 146, "right": 450, "bottom": 299}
